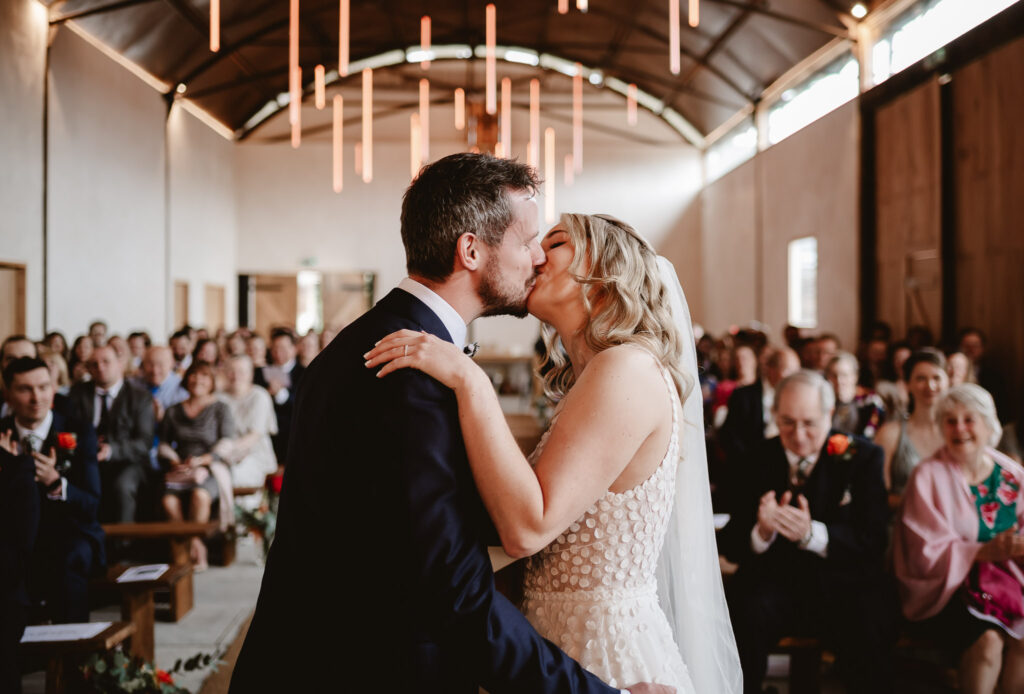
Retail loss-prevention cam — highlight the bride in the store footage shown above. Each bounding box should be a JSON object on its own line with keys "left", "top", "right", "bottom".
{"left": 366, "top": 213, "right": 741, "bottom": 692}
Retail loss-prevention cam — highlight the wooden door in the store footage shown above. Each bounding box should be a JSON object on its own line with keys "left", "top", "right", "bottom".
{"left": 173, "top": 281, "right": 189, "bottom": 330}
{"left": 321, "top": 272, "right": 374, "bottom": 331}
{"left": 204, "top": 284, "right": 226, "bottom": 332}
{"left": 0, "top": 263, "right": 26, "bottom": 338}
{"left": 251, "top": 274, "right": 298, "bottom": 338}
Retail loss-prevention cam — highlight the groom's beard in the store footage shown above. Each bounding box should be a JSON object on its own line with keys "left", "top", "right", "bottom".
{"left": 478, "top": 258, "right": 536, "bottom": 319}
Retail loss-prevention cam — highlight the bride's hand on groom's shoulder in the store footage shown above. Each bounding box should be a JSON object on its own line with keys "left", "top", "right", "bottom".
{"left": 364, "top": 329, "right": 478, "bottom": 390}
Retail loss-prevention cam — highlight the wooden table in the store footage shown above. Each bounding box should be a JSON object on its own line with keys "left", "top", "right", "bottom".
{"left": 20, "top": 621, "right": 135, "bottom": 694}
{"left": 93, "top": 563, "right": 194, "bottom": 659}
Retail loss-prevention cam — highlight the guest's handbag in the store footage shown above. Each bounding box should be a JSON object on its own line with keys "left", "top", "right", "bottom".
{"left": 164, "top": 462, "right": 210, "bottom": 490}
{"left": 965, "top": 561, "right": 1024, "bottom": 629}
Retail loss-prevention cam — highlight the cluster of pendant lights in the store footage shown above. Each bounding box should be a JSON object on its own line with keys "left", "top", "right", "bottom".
{"left": 207, "top": 0, "right": 701, "bottom": 212}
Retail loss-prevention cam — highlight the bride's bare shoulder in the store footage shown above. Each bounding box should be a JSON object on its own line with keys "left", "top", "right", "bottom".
{"left": 579, "top": 343, "right": 665, "bottom": 389}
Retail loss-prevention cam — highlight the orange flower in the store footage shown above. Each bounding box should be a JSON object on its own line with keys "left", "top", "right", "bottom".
{"left": 57, "top": 432, "right": 77, "bottom": 451}
{"left": 827, "top": 434, "right": 850, "bottom": 457}
{"left": 156, "top": 669, "right": 174, "bottom": 685}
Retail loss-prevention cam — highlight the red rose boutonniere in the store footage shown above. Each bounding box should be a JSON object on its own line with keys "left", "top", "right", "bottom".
{"left": 57, "top": 432, "right": 77, "bottom": 451}
{"left": 827, "top": 433, "right": 856, "bottom": 461}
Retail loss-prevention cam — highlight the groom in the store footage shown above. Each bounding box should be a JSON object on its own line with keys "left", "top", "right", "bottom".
{"left": 230, "top": 154, "right": 668, "bottom": 693}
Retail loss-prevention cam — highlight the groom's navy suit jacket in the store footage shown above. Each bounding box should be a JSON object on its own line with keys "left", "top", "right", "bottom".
{"left": 231, "top": 289, "right": 616, "bottom": 693}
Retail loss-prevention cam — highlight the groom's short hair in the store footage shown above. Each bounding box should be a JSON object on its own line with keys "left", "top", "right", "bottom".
{"left": 401, "top": 153, "right": 539, "bottom": 282}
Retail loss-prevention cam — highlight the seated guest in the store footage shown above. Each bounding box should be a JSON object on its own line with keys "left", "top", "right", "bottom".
{"left": 894, "top": 384, "right": 1024, "bottom": 694}
{"left": 225, "top": 331, "right": 247, "bottom": 358}
{"left": 811, "top": 333, "right": 841, "bottom": 373}
{"left": 88, "top": 321, "right": 108, "bottom": 348}
{"left": 254, "top": 328, "right": 305, "bottom": 465}
{"left": 106, "top": 335, "right": 132, "bottom": 371}
{"left": 134, "top": 346, "right": 188, "bottom": 423}
{"left": 876, "top": 348, "right": 949, "bottom": 503}
{"left": 220, "top": 355, "right": 278, "bottom": 508}
{"left": 40, "top": 349, "right": 71, "bottom": 396}
{"left": 69, "top": 346, "right": 155, "bottom": 523}
{"left": 169, "top": 329, "right": 193, "bottom": 375}
{"left": 875, "top": 340, "right": 912, "bottom": 419}
{"left": 297, "top": 331, "right": 320, "bottom": 368}
{"left": 947, "top": 350, "right": 975, "bottom": 387}
{"left": 826, "top": 351, "right": 884, "bottom": 439}
{"left": 0, "top": 419, "right": 40, "bottom": 694}
{"left": 720, "top": 346, "right": 800, "bottom": 466}
{"left": 158, "top": 362, "right": 236, "bottom": 569}
{"left": 192, "top": 338, "right": 220, "bottom": 366}
{"left": 2, "top": 335, "right": 40, "bottom": 419}
{"left": 711, "top": 343, "right": 758, "bottom": 426}
{"left": 246, "top": 334, "right": 267, "bottom": 370}
{"left": 68, "top": 335, "right": 94, "bottom": 384}
{"left": 127, "top": 331, "right": 151, "bottom": 374}
{"left": 858, "top": 337, "right": 889, "bottom": 390}
{"left": 0, "top": 357, "right": 104, "bottom": 622}
{"left": 720, "top": 370, "right": 893, "bottom": 694}
{"left": 42, "top": 331, "right": 68, "bottom": 362}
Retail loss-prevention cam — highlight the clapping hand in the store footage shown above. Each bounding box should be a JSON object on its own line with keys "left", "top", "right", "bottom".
{"left": 32, "top": 446, "right": 61, "bottom": 487}
{"left": 756, "top": 490, "right": 785, "bottom": 541}
{"left": 774, "top": 494, "right": 812, "bottom": 544}
{"left": 0, "top": 429, "right": 20, "bottom": 457}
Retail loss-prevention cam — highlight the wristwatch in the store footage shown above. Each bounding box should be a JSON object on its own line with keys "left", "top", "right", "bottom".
{"left": 47, "top": 477, "right": 63, "bottom": 493}
{"left": 798, "top": 527, "right": 813, "bottom": 549}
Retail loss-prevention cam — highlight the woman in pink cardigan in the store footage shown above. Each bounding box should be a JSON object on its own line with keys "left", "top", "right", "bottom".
{"left": 894, "top": 384, "right": 1024, "bottom": 693}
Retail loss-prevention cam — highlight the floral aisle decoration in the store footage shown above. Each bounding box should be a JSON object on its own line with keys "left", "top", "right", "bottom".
{"left": 78, "top": 649, "right": 221, "bottom": 693}
{"left": 234, "top": 472, "right": 283, "bottom": 560}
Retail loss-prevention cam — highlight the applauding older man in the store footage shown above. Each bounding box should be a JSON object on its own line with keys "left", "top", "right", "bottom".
{"left": 719, "top": 370, "right": 895, "bottom": 694}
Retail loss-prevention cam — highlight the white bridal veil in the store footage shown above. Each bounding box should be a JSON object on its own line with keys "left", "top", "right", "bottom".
{"left": 654, "top": 256, "right": 743, "bottom": 694}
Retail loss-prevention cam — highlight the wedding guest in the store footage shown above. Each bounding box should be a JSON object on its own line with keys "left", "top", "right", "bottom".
{"left": 158, "top": 362, "right": 236, "bottom": 569}
{"left": 68, "top": 335, "right": 94, "bottom": 384}
{"left": 876, "top": 348, "right": 949, "bottom": 503}
{"left": 254, "top": 329, "right": 305, "bottom": 464}
{"left": 811, "top": 333, "right": 841, "bottom": 373}
{"left": 0, "top": 357, "right": 104, "bottom": 622}
{"left": 1, "top": 336, "right": 39, "bottom": 419}
{"left": 960, "top": 327, "right": 1009, "bottom": 417}
{"left": 107, "top": 335, "right": 131, "bottom": 372}
{"left": 192, "top": 338, "right": 220, "bottom": 366}
{"left": 225, "top": 331, "right": 247, "bottom": 358}
{"left": 246, "top": 335, "right": 267, "bottom": 370}
{"left": 720, "top": 347, "right": 800, "bottom": 465}
{"left": 42, "top": 332, "right": 68, "bottom": 362}
{"left": 826, "top": 352, "right": 884, "bottom": 439}
{"left": 220, "top": 355, "right": 278, "bottom": 509}
{"left": 69, "top": 346, "right": 155, "bottom": 523}
{"left": 134, "top": 346, "right": 188, "bottom": 424}
{"left": 720, "top": 370, "right": 893, "bottom": 694}
{"left": 127, "top": 331, "right": 151, "bottom": 373}
{"left": 297, "top": 331, "right": 320, "bottom": 368}
{"left": 40, "top": 349, "right": 71, "bottom": 396}
{"left": 859, "top": 337, "right": 889, "bottom": 390}
{"left": 88, "top": 320, "right": 108, "bottom": 347}
{"left": 947, "top": 351, "right": 975, "bottom": 387}
{"left": 169, "top": 329, "right": 193, "bottom": 375}
{"left": 712, "top": 343, "right": 758, "bottom": 425}
{"left": 875, "top": 340, "right": 912, "bottom": 419}
{"left": 893, "top": 384, "right": 1024, "bottom": 694}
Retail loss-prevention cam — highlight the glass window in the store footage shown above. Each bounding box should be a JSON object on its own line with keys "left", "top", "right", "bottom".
{"left": 788, "top": 237, "right": 818, "bottom": 329}
{"left": 872, "top": 0, "right": 1018, "bottom": 84}
{"left": 767, "top": 55, "right": 859, "bottom": 146}
{"left": 705, "top": 122, "right": 757, "bottom": 183}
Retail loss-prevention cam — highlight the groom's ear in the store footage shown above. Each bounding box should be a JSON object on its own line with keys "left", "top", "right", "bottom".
{"left": 454, "top": 232, "right": 483, "bottom": 272}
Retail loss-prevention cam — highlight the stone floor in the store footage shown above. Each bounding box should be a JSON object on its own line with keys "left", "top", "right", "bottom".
{"left": 22, "top": 535, "right": 265, "bottom": 694}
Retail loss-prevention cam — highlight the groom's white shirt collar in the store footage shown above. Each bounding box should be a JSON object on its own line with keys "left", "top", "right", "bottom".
{"left": 397, "top": 277, "right": 467, "bottom": 349}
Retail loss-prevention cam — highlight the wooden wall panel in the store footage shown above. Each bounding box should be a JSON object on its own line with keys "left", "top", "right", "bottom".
{"left": 952, "top": 36, "right": 1024, "bottom": 422}
{"left": 874, "top": 80, "right": 942, "bottom": 340}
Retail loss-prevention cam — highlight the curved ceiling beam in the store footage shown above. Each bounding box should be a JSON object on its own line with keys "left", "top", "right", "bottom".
{"left": 229, "top": 46, "right": 705, "bottom": 147}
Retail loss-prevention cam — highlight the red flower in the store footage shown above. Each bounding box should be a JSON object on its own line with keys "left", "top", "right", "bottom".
{"left": 997, "top": 481, "right": 1018, "bottom": 506}
{"left": 267, "top": 473, "right": 283, "bottom": 494}
{"left": 827, "top": 434, "right": 850, "bottom": 457}
{"left": 57, "top": 432, "right": 77, "bottom": 451}
{"left": 156, "top": 670, "right": 174, "bottom": 685}
{"left": 981, "top": 501, "right": 1000, "bottom": 529}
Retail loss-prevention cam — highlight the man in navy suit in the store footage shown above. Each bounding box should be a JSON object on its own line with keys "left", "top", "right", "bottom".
{"left": 0, "top": 357, "right": 105, "bottom": 624}
{"left": 719, "top": 370, "right": 895, "bottom": 694}
{"left": 231, "top": 154, "right": 666, "bottom": 693}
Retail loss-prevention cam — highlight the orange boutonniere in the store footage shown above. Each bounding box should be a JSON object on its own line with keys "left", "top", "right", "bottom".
{"left": 827, "top": 433, "right": 855, "bottom": 461}
{"left": 57, "top": 432, "right": 77, "bottom": 451}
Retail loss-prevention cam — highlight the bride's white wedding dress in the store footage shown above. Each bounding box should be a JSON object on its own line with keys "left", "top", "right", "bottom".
{"left": 520, "top": 362, "right": 695, "bottom": 692}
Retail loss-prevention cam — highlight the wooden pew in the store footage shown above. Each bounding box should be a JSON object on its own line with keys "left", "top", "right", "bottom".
{"left": 92, "top": 563, "right": 193, "bottom": 658}
{"left": 20, "top": 621, "right": 135, "bottom": 694}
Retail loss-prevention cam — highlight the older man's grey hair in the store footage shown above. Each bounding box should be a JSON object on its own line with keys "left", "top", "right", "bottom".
{"left": 935, "top": 383, "right": 1003, "bottom": 447}
{"left": 772, "top": 369, "right": 836, "bottom": 415}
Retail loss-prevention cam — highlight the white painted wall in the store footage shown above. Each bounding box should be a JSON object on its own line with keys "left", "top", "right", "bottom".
{"left": 234, "top": 135, "right": 701, "bottom": 353}
{"left": 46, "top": 26, "right": 167, "bottom": 339}
{"left": 0, "top": 0, "right": 47, "bottom": 337}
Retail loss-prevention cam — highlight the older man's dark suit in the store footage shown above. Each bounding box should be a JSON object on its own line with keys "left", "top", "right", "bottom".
{"left": 0, "top": 411, "right": 105, "bottom": 623}
{"left": 719, "top": 432, "right": 894, "bottom": 694}
{"left": 231, "top": 289, "right": 616, "bottom": 694}
{"left": 68, "top": 380, "right": 155, "bottom": 522}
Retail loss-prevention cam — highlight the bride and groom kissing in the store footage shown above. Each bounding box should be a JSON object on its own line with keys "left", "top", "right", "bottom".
{"left": 230, "top": 153, "right": 741, "bottom": 693}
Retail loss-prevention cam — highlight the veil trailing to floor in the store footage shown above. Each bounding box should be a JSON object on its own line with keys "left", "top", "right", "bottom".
{"left": 654, "top": 255, "right": 743, "bottom": 694}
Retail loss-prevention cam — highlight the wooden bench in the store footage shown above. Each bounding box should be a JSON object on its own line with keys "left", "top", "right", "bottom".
{"left": 20, "top": 621, "right": 135, "bottom": 694}
{"left": 92, "top": 563, "right": 194, "bottom": 657}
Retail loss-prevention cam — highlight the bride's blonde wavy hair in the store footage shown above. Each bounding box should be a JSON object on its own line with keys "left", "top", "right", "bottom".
{"left": 538, "top": 213, "right": 691, "bottom": 403}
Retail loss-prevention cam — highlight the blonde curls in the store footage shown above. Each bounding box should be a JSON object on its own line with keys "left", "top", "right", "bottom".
{"left": 538, "top": 213, "right": 689, "bottom": 403}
